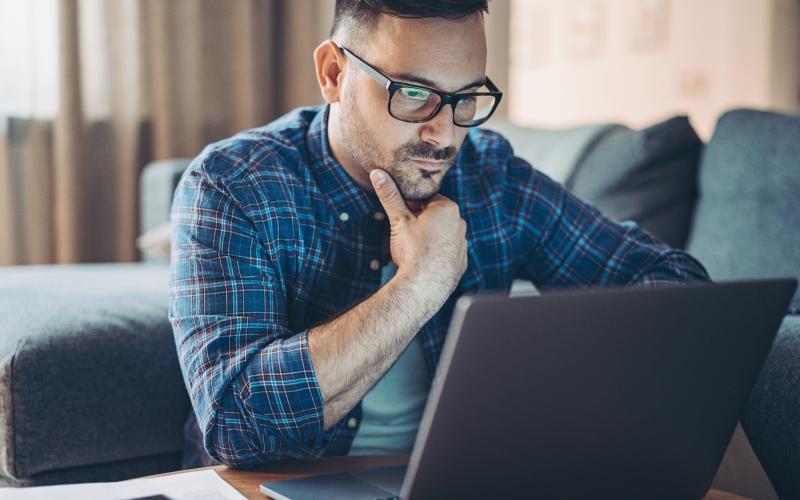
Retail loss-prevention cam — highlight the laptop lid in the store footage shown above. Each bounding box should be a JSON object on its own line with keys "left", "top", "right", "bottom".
{"left": 401, "top": 278, "right": 796, "bottom": 499}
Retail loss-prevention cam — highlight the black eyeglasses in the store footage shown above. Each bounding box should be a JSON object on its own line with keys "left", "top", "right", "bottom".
{"left": 335, "top": 43, "right": 503, "bottom": 128}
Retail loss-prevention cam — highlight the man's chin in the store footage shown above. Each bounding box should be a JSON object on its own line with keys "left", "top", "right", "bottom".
{"left": 398, "top": 185, "right": 440, "bottom": 202}
{"left": 402, "top": 192, "right": 435, "bottom": 202}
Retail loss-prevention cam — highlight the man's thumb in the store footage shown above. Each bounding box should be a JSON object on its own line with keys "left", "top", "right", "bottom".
{"left": 370, "top": 169, "right": 411, "bottom": 220}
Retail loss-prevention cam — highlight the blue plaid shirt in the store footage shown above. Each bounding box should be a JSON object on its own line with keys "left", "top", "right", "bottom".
{"left": 169, "top": 104, "right": 709, "bottom": 468}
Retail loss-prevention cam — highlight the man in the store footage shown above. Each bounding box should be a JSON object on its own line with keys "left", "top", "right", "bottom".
{"left": 169, "top": 0, "right": 709, "bottom": 468}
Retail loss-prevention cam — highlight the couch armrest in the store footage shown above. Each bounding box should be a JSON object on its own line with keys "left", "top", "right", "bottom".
{"left": 741, "top": 314, "right": 800, "bottom": 499}
{"left": 139, "top": 159, "right": 192, "bottom": 235}
{"left": 0, "top": 264, "right": 190, "bottom": 481}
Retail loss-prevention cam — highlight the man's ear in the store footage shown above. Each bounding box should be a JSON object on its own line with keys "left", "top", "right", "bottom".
{"left": 314, "top": 40, "right": 346, "bottom": 104}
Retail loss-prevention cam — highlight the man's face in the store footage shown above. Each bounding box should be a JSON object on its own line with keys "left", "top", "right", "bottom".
{"left": 337, "top": 13, "right": 487, "bottom": 201}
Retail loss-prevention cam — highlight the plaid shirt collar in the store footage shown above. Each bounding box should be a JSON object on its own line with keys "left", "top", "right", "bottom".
{"left": 307, "top": 105, "right": 387, "bottom": 228}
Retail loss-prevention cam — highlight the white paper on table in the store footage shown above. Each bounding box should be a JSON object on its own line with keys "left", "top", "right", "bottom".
{"left": 0, "top": 468, "right": 247, "bottom": 500}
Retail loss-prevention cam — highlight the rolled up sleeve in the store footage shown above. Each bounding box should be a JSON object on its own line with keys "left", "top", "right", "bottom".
{"left": 169, "top": 156, "right": 329, "bottom": 468}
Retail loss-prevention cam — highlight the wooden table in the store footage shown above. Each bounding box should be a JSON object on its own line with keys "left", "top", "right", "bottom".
{"left": 155, "top": 455, "right": 749, "bottom": 499}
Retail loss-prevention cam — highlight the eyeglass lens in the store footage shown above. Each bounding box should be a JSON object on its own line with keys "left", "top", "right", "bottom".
{"left": 390, "top": 86, "right": 496, "bottom": 125}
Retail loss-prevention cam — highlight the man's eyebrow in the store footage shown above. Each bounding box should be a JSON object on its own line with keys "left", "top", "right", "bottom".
{"left": 390, "top": 72, "right": 486, "bottom": 93}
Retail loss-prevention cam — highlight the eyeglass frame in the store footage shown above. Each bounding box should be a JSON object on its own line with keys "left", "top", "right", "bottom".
{"left": 333, "top": 42, "right": 503, "bottom": 128}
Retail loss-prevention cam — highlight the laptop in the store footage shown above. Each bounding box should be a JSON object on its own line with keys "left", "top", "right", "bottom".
{"left": 260, "top": 278, "right": 797, "bottom": 500}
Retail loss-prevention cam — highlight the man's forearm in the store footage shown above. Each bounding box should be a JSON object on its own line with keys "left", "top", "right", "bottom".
{"left": 307, "top": 271, "right": 445, "bottom": 431}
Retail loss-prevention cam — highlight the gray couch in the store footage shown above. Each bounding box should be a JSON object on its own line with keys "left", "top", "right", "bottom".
{"left": 1, "top": 109, "right": 797, "bottom": 498}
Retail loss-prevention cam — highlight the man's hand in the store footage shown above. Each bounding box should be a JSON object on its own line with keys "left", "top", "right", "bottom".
{"left": 369, "top": 168, "right": 468, "bottom": 299}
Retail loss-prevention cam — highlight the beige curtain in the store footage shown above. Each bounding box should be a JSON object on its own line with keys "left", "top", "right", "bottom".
{"left": 0, "top": 0, "right": 335, "bottom": 265}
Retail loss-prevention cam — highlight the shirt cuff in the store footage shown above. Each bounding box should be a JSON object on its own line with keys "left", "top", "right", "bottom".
{"left": 235, "top": 327, "right": 328, "bottom": 453}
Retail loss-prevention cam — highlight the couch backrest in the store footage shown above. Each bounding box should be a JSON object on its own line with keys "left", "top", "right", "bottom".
{"left": 484, "top": 120, "right": 615, "bottom": 184}
{"left": 687, "top": 109, "right": 800, "bottom": 309}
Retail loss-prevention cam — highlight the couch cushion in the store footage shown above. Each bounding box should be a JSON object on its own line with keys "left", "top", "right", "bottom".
{"left": 484, "top": 120, "right": 616, "bottom": 184}
{"left": 0, "top": 264, "right": 189, "bottom": 480}
{"left": 566, "top": 116, "right": 703, "bottom": 249}
{"left": 687, "top": 109, "right": 800, "bottom": 310}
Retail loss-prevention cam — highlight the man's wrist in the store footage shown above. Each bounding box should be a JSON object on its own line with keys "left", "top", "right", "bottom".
{"left": 391, "top": 266, "right": 455, "bottom": 317}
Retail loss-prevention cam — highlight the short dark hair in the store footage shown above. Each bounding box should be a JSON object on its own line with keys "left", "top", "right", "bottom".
{"left": 331, "top": 0, "right": 490, "bottom": 40}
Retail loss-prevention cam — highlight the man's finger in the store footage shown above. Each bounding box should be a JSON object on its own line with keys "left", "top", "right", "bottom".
{"left": 422, "top": 193, "right": 452, "bottom": 209}
{"left": 370, "top": 169, "right": 412, "bottom": 220}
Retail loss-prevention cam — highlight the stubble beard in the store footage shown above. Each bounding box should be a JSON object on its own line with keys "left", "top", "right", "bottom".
{"left": 340, "top": 91, "right": 455, "bottom": 201}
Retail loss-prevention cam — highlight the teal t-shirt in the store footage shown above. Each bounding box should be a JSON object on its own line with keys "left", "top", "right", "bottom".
{"left": 347, "top": 261, "right": 431, "bottom": 456}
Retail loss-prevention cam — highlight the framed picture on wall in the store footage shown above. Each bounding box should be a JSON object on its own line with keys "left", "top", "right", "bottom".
{"left": 629, "top": 0, "right": 669, "bottom": 52}
{"left": 565, "top": 0, "right": 606, "bottom": 60}
{"left": 510, "top": 3, "right": 551, "bottom": 69}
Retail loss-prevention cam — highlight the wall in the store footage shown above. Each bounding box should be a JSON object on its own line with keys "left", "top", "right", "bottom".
{"left": 508, "top": 0, "right": 800, "bottom": 139}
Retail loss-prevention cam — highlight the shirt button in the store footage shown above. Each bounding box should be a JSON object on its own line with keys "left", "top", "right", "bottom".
{"left": 373, "top": 212, "right": 386, "bottom": 221}
{"left": 369, "top": 259, "right": 380, "bottom": 271}
{"left": 339, "top": 212, "right": 349, "bottom": 222}
{"left": 347, "top": 417, "right": 358, "bottom": 428}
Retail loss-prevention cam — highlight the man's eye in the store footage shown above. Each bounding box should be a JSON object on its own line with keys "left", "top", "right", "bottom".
{"left": 400, "top": 88, "right": 430, "bottom": 100}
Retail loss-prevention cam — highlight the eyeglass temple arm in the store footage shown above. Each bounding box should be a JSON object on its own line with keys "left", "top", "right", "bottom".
{"left": 334, "top": 42, "right": 391, "bottom": 90}
{"left": 483, "top": 76, "right": 500, "bottom": 93}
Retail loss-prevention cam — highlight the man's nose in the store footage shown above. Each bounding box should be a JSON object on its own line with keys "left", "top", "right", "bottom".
{"left": 420, "top": 104, "right": 457, "bottom": 149}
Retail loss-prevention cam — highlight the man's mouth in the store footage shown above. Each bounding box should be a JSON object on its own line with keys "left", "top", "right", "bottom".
{"left": 410, "top": 158, "right": 450, "bottom": 174}
{"left": 410, "top": 158, "right": 450, "bottom": 166}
